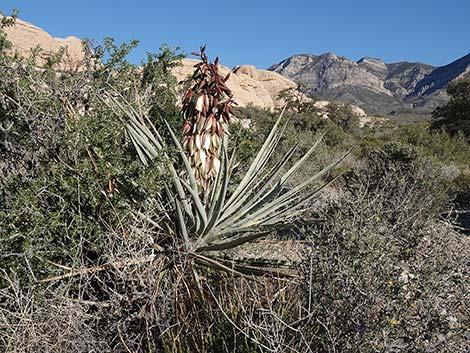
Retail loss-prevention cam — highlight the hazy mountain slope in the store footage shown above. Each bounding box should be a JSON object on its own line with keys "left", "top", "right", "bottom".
{"left": 269, "top": 52, "right": 470, "bottom": 116}
{"left": 412, "top": 53, "right": 470, "bottom": 97}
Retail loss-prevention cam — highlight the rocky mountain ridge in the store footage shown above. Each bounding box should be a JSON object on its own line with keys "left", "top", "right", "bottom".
{"left": 269, "top": 52, "right": 470, "bottom": 115}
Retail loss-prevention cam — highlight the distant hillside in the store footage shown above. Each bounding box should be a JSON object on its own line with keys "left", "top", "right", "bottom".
{"left": 269, "top": 53, "right": 470, "bottom": 116}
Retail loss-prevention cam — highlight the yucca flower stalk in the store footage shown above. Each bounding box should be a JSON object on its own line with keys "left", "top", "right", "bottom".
{"left": 181, "top": 46, "right": 236, "bottom": 194}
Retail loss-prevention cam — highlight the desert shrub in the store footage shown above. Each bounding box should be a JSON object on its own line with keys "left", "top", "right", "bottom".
{"left": 235, "top": 105, "right": 355, "bottom": 160}
{"left": 0, "top": 220, "right": 307, "bottom": 353}
{"left": 446, "top": 170, "right": 470, "bottom": 234}
{"left": 276, "top": 87, "right": 361, "bottom": 135}
{"left": 0, "top": 275, "right": 108, "bottom": 352}
{"left": 277, "top": 86, "right": 320, "bottom": 115}
{"left": 325, "top": 102, "right": 360, "bottom": 132}
{"left": 0, "top": 34, "right": 182, "bottom": 285}
{"left": 299, "top": 142, "right": 469, "bottom": 352}
{"left": 452, "top": 170, "right": 470, "bottom": 208}
{"left": 431, "top": 76, "right": 470, "bottom": 139}
{"left": 391, "top": 122, "right": 470, "bottom": 167}
{"left": 141, "top": 44, "right": 185, "bottom": 133}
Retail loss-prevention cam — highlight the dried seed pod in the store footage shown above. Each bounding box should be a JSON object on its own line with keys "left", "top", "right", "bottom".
{"left": 182, "top": 121, "right": 191, "bottom": 135}
{"left": 195, "top": 134, "right": 202, "bottom": 150}
{"left": 196, "top": 117, "right": 205, "bottom": 133}
{"left": 204, "top": 116, "right": 213, "bottom": 131}
{"left": 213, "top": 157, "right": 221, "bottom": 175}
{"left": 195, "top": 95, "right": 204, "bottom": 112}
{"left": 203, "top": 132, "right": 211, "bottom": 150}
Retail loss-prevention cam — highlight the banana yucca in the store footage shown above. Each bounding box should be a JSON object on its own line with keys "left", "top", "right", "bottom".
{"left": 103, "top": 50, "right": 352, "bottom": 277}
{"left": 181, "top": 46, "right": 235, "bottom": 193}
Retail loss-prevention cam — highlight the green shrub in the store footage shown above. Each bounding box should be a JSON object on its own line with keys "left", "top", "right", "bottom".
{"left": 394, "top": 123, "right": 470, "bottom": 167}
{"left": 0, "top": 35, "right": 182, "bottom": 285}
{"left": 325, "top": 102, "right": 360, "bottom": 132}
{"left": 431, "top": 76, "right": 470, "bottom": 139}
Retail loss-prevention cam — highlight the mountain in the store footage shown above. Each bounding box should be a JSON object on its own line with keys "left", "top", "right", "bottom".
{"left": 269, "top": 52, "right": 470, "bottom": 116}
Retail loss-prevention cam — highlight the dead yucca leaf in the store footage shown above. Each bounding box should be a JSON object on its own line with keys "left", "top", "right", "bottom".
{"left": 181, "top": 46, "right": 236, "bottom": 193}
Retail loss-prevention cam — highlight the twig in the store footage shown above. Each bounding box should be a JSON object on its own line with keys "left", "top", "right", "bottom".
{"left": 46, "top": 259, "right": 73, "bottom": 271}
{"left": 38, "top": 254, "right": 160, "bottom": 283}
{"left": 86, "top": 145, "right": 99, "bottom": 173}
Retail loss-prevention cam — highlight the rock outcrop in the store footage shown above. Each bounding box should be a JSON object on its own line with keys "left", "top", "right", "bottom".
{"left": 270, "top": 53, "right": 391, "bottom": 96}
{"left": 3, "top": 18, "right": 84, "bottom": 69}
{"left": 2, "top": 17, "right": 385, "bottom": 123}
{"left": 172, "top": 60, "right": 300, "bottom": 111}
{"left": 269, "top": 52, "right": 470, "bottom": 116}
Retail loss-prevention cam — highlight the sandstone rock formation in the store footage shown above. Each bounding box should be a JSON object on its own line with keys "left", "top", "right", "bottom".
{"left": 174, "top": 60, "right": 382, "bottom": 126}
{"left": 172, "top": 59, "right": 299, "bottom": 111}
{"left": 3, "top": 18, "right": 84, "bottom": 69}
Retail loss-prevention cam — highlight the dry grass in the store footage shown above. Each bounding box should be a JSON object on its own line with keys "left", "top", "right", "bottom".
{"left": 0, "top": 214, "right": 309, "bottom": 353}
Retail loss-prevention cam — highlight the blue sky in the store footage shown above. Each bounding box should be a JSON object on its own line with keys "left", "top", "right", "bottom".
{"left": 2, "top": 0, "right": 469, "bottom": 69}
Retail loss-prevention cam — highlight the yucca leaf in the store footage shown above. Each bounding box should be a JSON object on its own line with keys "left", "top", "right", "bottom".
{"left": 201, "top": 147, "right": 229, "bottom": 240}
{"left": 207, "top": 148, "right": 227, "bottom": 216}
{"left": 180, "top": 179, "right": 208, "bottom": 234}
{"left": 127, "top": 114, "right": 162, "bottom": 150}
{"left": 231, "top": 121, "right": 288, "bottom": 197}
{"left": 232, "top": 144, "right": 354, "bottom": 229}
{"left": 193, "top": 254, "right": 260, "bottom": 280}
{"left": 224, "top": 107, "right": 286, "bottom": 209}
{"left": 175, "top": 199, "right": 190, "bottom": 248}
{"left": 279, "top": 132, "right": 325, "bottom": 184}
{"left": 224, "top": 132, "right": 324, "bottom": 225}
{"left": 163, "top": 119, "right": 200, "bottom": 194}
{"left": 128, "top": 130, "right": 150, "bottom": 166}
{"left": 220, "top": 142, "right": 299, "bottom": 222}
{"left": 262, "top": 174, "right": 342, "bottom": 226}
{"left": 217, "top": 141, "right": 303, "bottom": 228}
{"left": 196, "top": 230, "right": 271, "bottom": 252}
{"left": 105, "top": 92, "right": 196, "bottom": 218}
{"left": 127, "top": 123, "right": 159, "bottom": 160}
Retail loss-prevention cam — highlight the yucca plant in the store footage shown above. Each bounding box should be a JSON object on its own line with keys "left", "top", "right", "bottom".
{"left": 103, "top": 49, "right": 351, "bottom": 278}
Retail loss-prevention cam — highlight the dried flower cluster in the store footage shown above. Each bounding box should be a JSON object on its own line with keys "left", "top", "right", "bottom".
{"left": 181, "top": 46, "right": 236, "bottom": 192}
